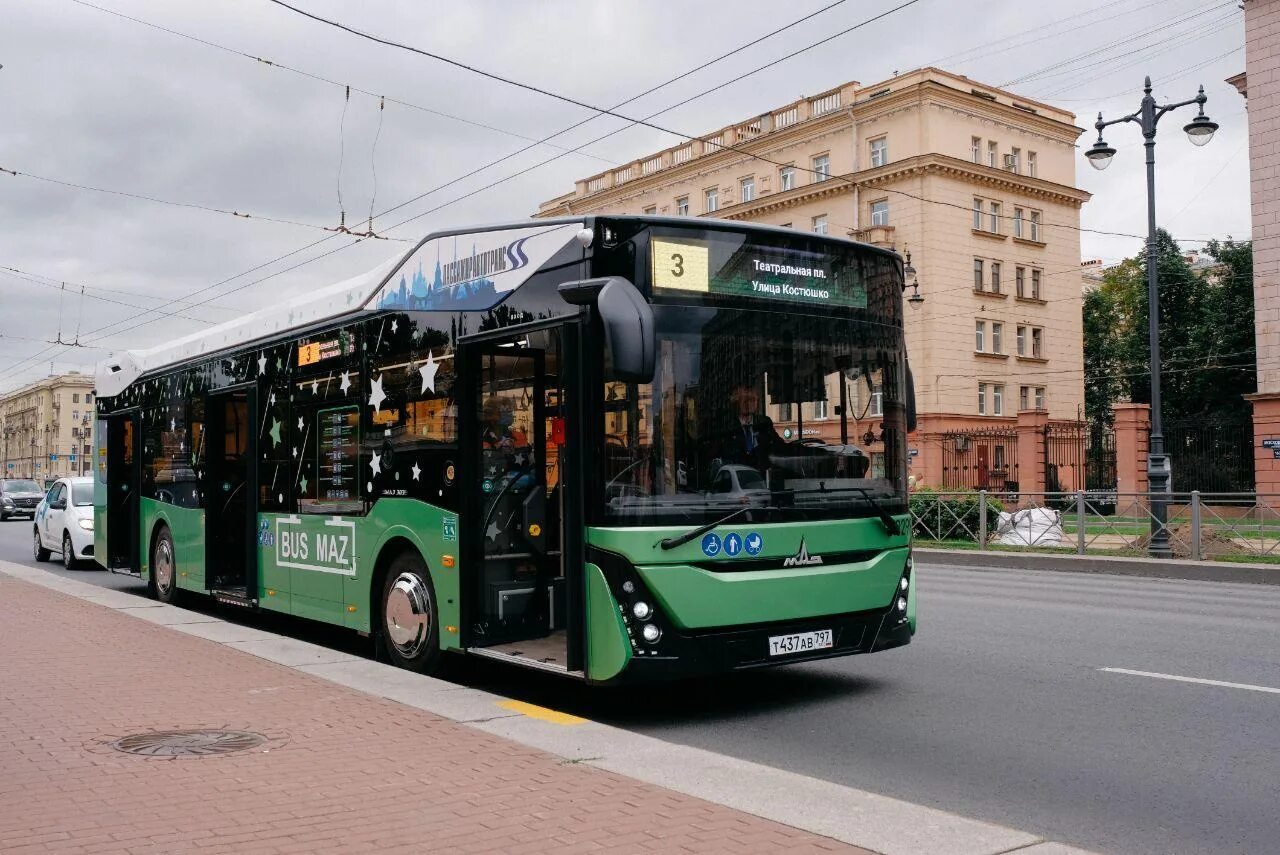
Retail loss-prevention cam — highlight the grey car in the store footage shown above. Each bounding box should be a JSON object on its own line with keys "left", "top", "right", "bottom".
{"left": 1, "top": 478, "right": 47, "bottom": 520}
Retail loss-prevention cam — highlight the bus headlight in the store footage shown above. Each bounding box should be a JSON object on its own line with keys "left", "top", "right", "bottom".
{"left": 78, "top": 518, "right": 94, "bottom": 531}
{"left": 641, "top": 623, "right": 661, "bottom": 644}
{"left": 899, "top": 576, "right": 909, "bottom": 592}
{"left": 632, "top": 601, "right": 652, "bottom": 620}
{"left": 897, "top": 596, "right": 908, "bottom": 612}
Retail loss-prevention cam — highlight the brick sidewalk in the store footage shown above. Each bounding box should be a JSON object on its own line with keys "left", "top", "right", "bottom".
{"left": 0, "top": 576, "right": 867, "bottom": 854}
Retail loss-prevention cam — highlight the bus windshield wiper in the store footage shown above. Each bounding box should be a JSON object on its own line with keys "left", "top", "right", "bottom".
{"left": 791, "top": 485, "right": 902, "bottom": 536}
{"left": 657, "top": 507, "right": 751, "bottom": 550}
{"left": 848, "top": 486, "right": 901, "bottom": 536}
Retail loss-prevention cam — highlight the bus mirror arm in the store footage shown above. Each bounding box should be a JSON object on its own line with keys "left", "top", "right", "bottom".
{"left": 558, "top": 276, "right": 656, "bottom": 383}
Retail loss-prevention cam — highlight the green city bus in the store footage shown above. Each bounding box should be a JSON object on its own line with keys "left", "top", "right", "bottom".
{"left": 94, "top": 217, "right": 916, "bottom": 683}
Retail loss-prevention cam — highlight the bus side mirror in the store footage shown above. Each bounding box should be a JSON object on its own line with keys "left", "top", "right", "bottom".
{"left": 558, "top": 276, "right": 656, "bottom": 383}
{"left": 906, "top": 360, "right": 917, "bottom": 433}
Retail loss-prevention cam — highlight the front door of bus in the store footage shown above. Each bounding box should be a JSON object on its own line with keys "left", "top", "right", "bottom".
{"left": 463, "top": 325, "right": 569, "bottom": 664}
{"left": 104, "top": 412, "right": 140, "bottom": 571}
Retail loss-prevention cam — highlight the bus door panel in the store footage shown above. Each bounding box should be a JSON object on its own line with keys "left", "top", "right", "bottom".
{"left": 204, "top": 389, "right": 258, "bottom": 595}
{"left": 104, "top": 412, "right": 140, "bottom": 571}
{"left": 462, "top": 326, "right": 566, "bottom": 650}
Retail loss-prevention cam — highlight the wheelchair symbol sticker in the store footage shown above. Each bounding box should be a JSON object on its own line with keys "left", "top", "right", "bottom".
{"left": 701, "top": 533, "right": 722, "bottom": 557}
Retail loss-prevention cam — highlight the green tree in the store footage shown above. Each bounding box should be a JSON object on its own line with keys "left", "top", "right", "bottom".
{"left": 1081, "top": 231, "right": 1255, "bottom": 423}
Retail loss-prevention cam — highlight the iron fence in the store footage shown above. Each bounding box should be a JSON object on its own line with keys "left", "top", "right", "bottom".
{"left": 937, "top": 428, "right": 1019, "bottom": 492}
{"left": 1164, "top": 417, "right": 1254, "bottom": 494}
{"left": 908, "top": 490, "right": 1280, "bottom": 562}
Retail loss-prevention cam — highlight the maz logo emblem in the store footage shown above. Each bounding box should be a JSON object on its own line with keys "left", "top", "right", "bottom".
{"left": 783, "top": 538, "right": 824, "bottom": 567}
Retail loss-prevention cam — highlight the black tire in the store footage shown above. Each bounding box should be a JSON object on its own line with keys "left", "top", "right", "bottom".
{"left": 62, "top": 531, "right": 79, "bottom": 570}
{"left": 149, "top": 526, "right": 178, "bottom": 603}
{"left": 379, "top": 550, "right": 443, "bottom": 674}
{"left": 32, "top": 526, "right": 51, "bottom": 562}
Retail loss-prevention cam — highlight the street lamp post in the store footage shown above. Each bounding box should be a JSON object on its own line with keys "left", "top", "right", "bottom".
{"left": 1085, "top": 76, "right": 1218, "bottom": 558}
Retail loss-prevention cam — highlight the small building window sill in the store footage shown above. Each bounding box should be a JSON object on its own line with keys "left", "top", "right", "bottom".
{"left": 973, "top": 289, "right": 1008, "bottom": 299}
{"left": 1013, "top": 236, "right": 1047, "bottom": 248}
{"left": 1017, "top": 355, "right": 1049, "bottom": 363}
{"left": 1015, "top": 295, "right": 1047, "bottom": 305}
{"left": 975, "top": 351, "right": 1010, "bottom": 360}
{"left": 972, "top": 228, "right": 1007, "bottom": 241}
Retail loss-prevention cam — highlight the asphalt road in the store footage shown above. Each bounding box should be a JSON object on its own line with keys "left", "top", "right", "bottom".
{"left": 4, "top": 517, "right": 1277, "bottom": 855}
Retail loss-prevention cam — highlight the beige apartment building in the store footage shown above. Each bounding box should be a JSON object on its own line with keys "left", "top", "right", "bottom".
{"left": 538, "top": 68, "right": 1089, "bottom": 489}
{"left": 1234, "top": 0, "right": 1280, "bottom": 493}
{"left": 0, "top": 373, "right": 96, "bottom": 482}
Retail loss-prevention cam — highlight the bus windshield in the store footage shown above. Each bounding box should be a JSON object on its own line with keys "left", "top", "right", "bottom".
{"left": 600, "top": 304, "right": 908, "bottom": 526}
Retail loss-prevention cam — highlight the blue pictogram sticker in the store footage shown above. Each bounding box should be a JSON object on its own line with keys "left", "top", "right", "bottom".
{"left": 701, "top": 532, "right": 722, "bottom": 557}
{"left": 724, "top": 532, "right": 742, "bottom": 556}
{"left": 744, "top": 532, "right": 763, "bottom": 556}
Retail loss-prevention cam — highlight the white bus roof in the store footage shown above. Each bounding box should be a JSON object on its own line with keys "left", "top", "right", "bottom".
{"left": 94, "top": 221, "right": 588, "bottom": 398}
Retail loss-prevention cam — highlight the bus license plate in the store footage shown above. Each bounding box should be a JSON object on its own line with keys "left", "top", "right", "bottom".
{"left": 768, "top": 629, "right": 833, "bottom": 657}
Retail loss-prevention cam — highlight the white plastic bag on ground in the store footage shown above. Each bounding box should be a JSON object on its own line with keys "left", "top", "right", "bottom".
{"left": 997, "top": 507, "right": 1063, "bottom": 546}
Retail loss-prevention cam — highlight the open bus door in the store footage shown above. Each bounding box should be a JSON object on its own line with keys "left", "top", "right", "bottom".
{"left": 204, "top": 386, "right": 259, "bottom": 606}
{"left": 98, "top": 411, "right": 141, "bottom": 572}
{"left": 459, "top": 320, "right": 585, "bottom": 674}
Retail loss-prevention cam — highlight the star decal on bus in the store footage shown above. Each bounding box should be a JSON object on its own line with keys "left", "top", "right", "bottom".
{"left": 257, "top": 353, "right": 268, "bottom": 375}
{"left": 411, "top": 462, "right": 421, "bottom": 481}
{"left": 369, "top": 374, "right": 386, "bottom": 412}
{"left": 340, "top": 371, "right": 352, "bottom": 394}
{"left": 419, "top": 352, "right": 439, "bottom": 394}
{"left": 369, "top": 451, "right": 382, "bottom": 476}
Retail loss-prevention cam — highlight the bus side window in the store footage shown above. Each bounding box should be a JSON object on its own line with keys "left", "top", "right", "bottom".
{"left": 292, "top": 325, "right": 364, "bottom": 515}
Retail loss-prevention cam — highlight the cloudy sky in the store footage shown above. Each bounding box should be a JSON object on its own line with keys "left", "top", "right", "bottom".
{"left": 0, "top": 0, "right": 1249, "bottom": 391}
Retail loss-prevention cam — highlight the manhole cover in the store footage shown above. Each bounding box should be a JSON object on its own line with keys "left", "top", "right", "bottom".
{"left": 111, "top": 729, "right": 267, "bottom": 757}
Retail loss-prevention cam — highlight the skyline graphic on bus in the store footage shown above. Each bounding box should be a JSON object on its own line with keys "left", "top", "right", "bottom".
{"left": 376, "top": 249, "right": 500, "bottom": 312}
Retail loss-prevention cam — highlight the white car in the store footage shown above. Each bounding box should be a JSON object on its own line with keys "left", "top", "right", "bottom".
{"left": 33, "top": 476, "right": 96, "bottom": 569}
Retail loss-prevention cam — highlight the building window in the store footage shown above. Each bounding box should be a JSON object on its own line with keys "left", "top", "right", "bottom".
{"left": 992, "top": 322, "right": 1003, "bottom": 353}
{"left": 1032, "top": 268, "right": 1042, "bottom": 299}
{"left": 814, "top": 399, "right": 828, "bottom": 419}
{"left": 1035, "top": 387, "right": 1046, "bottom": 409}
{"left": 869, "top": 136, "right": 888, "bottom": 167}
{"left": 972, "top": 136, "right": 982, "bottom": 163}
{"left": 988, "top": 140, "right": 998, "bottom": 168}
{"left": 975, "top": 319, "right": 986, "bottom": 352}
{"left": 978, "top": 383, "right": 987, "bottom": 415}
{"left": 973, "top": 198, "right": 984, "bottom": 230}
{"left": 973, "top": 258, "right": 984, "bottom": 291}
{"left": 812, "top": 154, "right": 830, "bottom": 181}
{"left": 1028, "top": 151, "right": 1038, "bottom": 178}
{"left": 1013, "top": 207, "right": 1024, "bottom": 238}
{"left": 705, "top": 187, "right": 718, "bottom": 213}
{"left": 1016, "top": 266, "right": 1026, "bottom": 297}
{"left": 1032, "top": 327, "right": 1044, "bottom": 358}
{"left": 740, "top": 177, "right": 755, "bottom": 203}
{"left": 871, "top": 384, "right": 883, "bottom": 417}
{"left": 86, "top": 393, "right": 93, "bottom": 404}
{"left": 72, "top": 393, "right": 80, "bottom": 404}
{"left": 1030, "top": 210, "right": 1041, "bottom": 241}
{"left": 993, "top": 384, "right": 1004, "bottom": 416}
{"left": 1010, "top": 147, "right": 1020, "bottom": 173}
{"left": 991, "top": 262, "right": 1001, "bottom": 294}
{"left": 870, "top": 199, "right": 889, "bottom": 226}
{"left": 994, "top": 444, "right": 1006, "bottom": 470}
{"left": 1017, "top": 325, "right": 1027, "bottom": 356}
{"left": 643, "top": 206, "right": 657, "bottom": 215}
{"left": 1020, "top": 386, "right": 1029, "bottom": 411}
{"left": 780, "top": 166, "right": 796, "bottom": 191}
{"left": 676, "top": 196, "right": 689, "bottom": 216}
{"left": 812, "top": 215, "right": 828, "bottom": 235}
{"left": 72, "top": 410, "right": 79, "bottom": 421}
{"left": 989, "top": 202, "right": 1001, "bottom": 234}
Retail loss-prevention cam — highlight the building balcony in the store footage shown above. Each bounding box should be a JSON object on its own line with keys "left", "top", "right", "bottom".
{"left": 849, "top": 224, "right": 895, "bottom": 249}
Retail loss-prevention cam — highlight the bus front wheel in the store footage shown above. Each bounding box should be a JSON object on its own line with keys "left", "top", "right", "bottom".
{"left": 379, "top": 550, "right": 443, "bottom": 674}
{"left": 150, "top": 526, "right": 178, "bottom": 603}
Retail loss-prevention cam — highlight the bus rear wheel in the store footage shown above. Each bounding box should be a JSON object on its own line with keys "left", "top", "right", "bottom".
{"left": 380, "top": 550, "right": 443, "bottom": 674}
{"left": 150, "top": 526, "right": 178, "bottom": 604}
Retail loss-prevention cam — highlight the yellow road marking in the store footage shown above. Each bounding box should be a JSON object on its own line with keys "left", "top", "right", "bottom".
{"left": 496, "top": 700, "right": 586, "bottom": 725}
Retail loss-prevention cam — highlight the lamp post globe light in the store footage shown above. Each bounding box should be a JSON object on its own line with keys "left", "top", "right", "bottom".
{"left": 1085, "top": 76, "right": 1218, "bottom": 558}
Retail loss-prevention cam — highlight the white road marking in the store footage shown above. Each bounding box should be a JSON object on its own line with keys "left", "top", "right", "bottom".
{"left": 1099, "top": 667, "right": 1280, "bottom": 695}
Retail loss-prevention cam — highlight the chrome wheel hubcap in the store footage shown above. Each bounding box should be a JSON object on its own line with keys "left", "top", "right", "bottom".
{"left": 154, "top": 540, "right": 174, "bottom": 593}
{"left": 385, "top": 572, "right": 430, "bottom": 658}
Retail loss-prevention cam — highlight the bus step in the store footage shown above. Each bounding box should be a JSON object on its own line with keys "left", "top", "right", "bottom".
{"left": 210, "top": 587, "right": 257, "bottom": 609}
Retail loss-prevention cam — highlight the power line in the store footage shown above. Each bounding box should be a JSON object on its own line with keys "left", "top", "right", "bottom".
{"left": 0, "top": 163, "right": 409, "bottom": 240}
{"left": 64, "top": 0, "right": 619, "bottom": 168}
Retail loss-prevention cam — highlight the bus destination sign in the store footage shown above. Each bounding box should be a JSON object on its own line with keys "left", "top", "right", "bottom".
{"left": 651, "top": 236, "right": 865, "bottom": 308}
